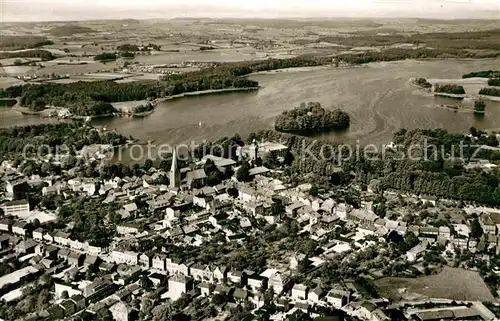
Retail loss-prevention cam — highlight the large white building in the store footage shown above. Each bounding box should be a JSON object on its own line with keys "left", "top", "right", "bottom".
{"left": 1, "top": 200, "right": 29, "bottom": 216}
{"left": 168, "top": 275, "right": 193, "bottom": 301}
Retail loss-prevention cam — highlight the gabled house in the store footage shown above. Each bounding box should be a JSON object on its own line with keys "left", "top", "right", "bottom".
{"left": 0, "top": 218, "right": 12, "bottom": 233}
{"left": 309, "top": 287, "right": 325, "bottom": 304}
{"left": 152, "top": 254, "right": 166, "bottom": 272}
{"left": 68, "top": 252, "right": 85, "bottom": 267}
{"left": 213, "top": 265, "right": 227, "bottom": 283}
{"left": 12, "top": 221, "right": 31, "bottom": 237}
{"left": 291, "top": 284, "right": 308, "bottom": 301}
{"left": 139, "top": 252, "right": 154, "bottom": 269}
{"left": 32, "top": 227, "right": 45, "bottom": 241}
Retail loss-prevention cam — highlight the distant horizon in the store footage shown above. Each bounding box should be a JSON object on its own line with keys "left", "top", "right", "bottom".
{"left": 2, "top": 15, "right": 500, "bottom": 24}
{"left": 1, "top": 0, "right": 499, "bottom": 22}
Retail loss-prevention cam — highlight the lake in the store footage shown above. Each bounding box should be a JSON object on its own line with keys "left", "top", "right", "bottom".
{"left": 2, "top": 59, "right": 500, "bottom": 152}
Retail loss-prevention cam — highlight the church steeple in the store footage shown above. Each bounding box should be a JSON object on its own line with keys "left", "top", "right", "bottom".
{"left": 170, "top": 146, "right": 180, "bottom": 188}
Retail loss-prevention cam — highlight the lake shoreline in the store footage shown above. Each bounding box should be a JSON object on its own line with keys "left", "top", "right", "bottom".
{"left": 9, "top": 87, "right": 260, "bottom": 120}
{"left": 153, "top": 86, "right": 260, "bottom": 105}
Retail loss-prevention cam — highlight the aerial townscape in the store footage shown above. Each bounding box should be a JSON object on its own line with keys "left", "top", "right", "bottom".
{"left": 1, "top": 1, "right": 500, "bottom": 321}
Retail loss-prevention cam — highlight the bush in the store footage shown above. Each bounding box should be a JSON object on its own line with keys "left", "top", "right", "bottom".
{"left": 463, "top": 70, "right": 500, "bottom": 78}
{"left": 414, "top": 78, "right": 432, "bottom": 88}
{"left": 434, "top": 84, "right": 465, "bottom": 95}
{"left": 479, "top": 87, "right": 500, "bottom": 97}
{"left": 94, "top": 52, "right": 117, "bottom": 61}
{"left": 134, "top": 103, "right": 154, "bottom": 114}
{"left": 488, "top": 78, "right": 500, "bottom": 86}
{"left": 474, "top": 100, "right": 486, "bottom": 113}
{"left": 120, "top": 51, "right": 135, "bottom": 58}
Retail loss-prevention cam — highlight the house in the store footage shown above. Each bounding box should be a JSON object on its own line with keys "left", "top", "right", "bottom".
{"left": 14, "top": 239, "right": 37, "bottom": 254}
{"left": 152, "top": 254, "right": 166, "bottom": 272}
{"left": 347, "top": 209, "right": 378, "bottom": 227}
{"left": 480, "top": 213, "right": 499, "bottom": 235}
{"left": 35, "top": 243, "right": 46, "bottom": 256}
{"left": 190, "top": 263, "right": 207, "bottom": 281}
{"left": 12, "top": 221, "right": 31, "bottom": 237}
{"left": 47, "top": 305, "right": 64, "bottom": 320}
{"left": 1, "top": 200, "right": 29, "bottom": 216}
{"left": 247, "top": 275, "right": 267, "bottom": 292}
{"left": 213, "top": 265, "right": 227, "bottom": 283}
{"left": 117, "top": 223, "right": 140, "bottom": 235}
{"left": 166, "top": 258, "right": 189, "bottom": 276}
{"left": 57, "top": 248, "right": 70, "bottom": 261}
{"left": 238, "top": 187, "right": 257, "bottom": 202}
{"left": 268, "top": 271, "right": 289, "bottom": 295}
{"left": 149, "top": 273, "right": 167, "bottom": 287}
{"left": 372, "top": 308, "right": 390, "bottom": 321}
{"left": 84, "top": 255, "right": 100, "bottom": 268}
{"left": 228, "top": 270, "right": 245, "bottom": 285}
{"left": 60, "top": 300, "right": 77, "bottom": 317}
{"left": 286, "top": 203, "right": 304, "bottom": 216}
{"left": 54, "top": 232, "right": 71, "bottom": 246}
{"left": 233, "top": 288, "right": 248, "bottom": 302}
{"left": 326, "top": 289, "right": 349, "bottom": 308}
{"left": 186, "top": 169, "right": 207, "bottom": 187}
{"left": 199, "top": 282, "right": 213, "bottom": 297}
{"left": 5, "top": 178, "right": 28, "bottom": 200}
{"left": 32, "top": 227, "right": 44, "bottom": 241}
{"left": 291, "top": 284, "right": 308, "bottom": 301}
{"left": 0, "top": 235, "right": 10, "bottom": 250}
{"left": 83, "top": 279, "right": 116, "bottom": 301}
{"left": 320, "top": 215, "right": 340, "bottom": 229}
{"left": 0, "top": 219, "right": 12, "bottom": 233}
{"left": 168, "top": 274, "right": 193, "bottom": 301}
{"left": 309, "top": 287, "right": 325, "bottom": 304}
{"left": 139, "top": 252, "right": 154, "bottom": 268}
{"left": 406, "top": 244, "right": 425, "bottom": 262}
{"left": 111, "top": 250, "right": 139, "bottom": 265}
{"left": 68, "top": 251, "right": 85, "bottom": 267}
{"left": 70, "top": 294, "right": 86, "bottom": 311}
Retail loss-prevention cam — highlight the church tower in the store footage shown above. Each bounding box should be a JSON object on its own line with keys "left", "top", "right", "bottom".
{"left": 170, "top": 146, "right": 180, "bottom": 188}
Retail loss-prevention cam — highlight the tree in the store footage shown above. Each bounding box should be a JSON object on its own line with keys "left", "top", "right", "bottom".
{"left": 61, "top": 290, "right": 69, "bottom": 299}
{"left": 470, "top": 126, "right": 478, "bottom": 137}
{"left": 309, "top": 184, "right": 319, "bottom": 197}
{"left": 152, "top": 304, "right": 172, "bottom": 321}
{"left": 474, "top": 100, "right": 486, "bottom": 114}
{"left": 470, "top": 219, "right": 484, "bottom": 239}
{"left": 236, "top": 161, "right": 251, "bottom": 182}
{"left": 271, "top": 200, "right": 284, "bottom": 216}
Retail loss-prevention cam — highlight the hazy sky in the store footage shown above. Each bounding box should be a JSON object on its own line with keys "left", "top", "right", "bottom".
{"left": 1, "top": 0, "right": 499, "bottom": 21}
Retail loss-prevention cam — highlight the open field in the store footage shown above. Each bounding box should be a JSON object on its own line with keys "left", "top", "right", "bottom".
{"left": 375, "top": 267, "right": 495, "bottom": 302}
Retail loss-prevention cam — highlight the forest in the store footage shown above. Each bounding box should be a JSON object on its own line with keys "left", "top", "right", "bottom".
{"left": 434, "top": 84, "right": 466, "bottom": 95}
{"left": 0, "top": 123, "right": 127, "bottom": 162}
{"left": 94, "top": 52, "right": 117, "bottom": 61}
{"left": 320, "top": 28, "right": 500, "bottom": 51}
{"left": 0, "top": 69, "right": 258, "bottom": 116}
{"left": 463, "top": 70, "right": 500, "bottom": 78}
{"left": 487, "top": 79, "right": 500, "bottom": 86}
{"left": 0, "top": 50, "right": 54, "bottom": 60}
{"left": 479, "top": 88, "right": 500, "bottom": 97}
{"left": 274, "top": 102, "right": 350, "bottom": 134}
{"left": 0, "top": 36, "right": 53, "bottom": 51}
